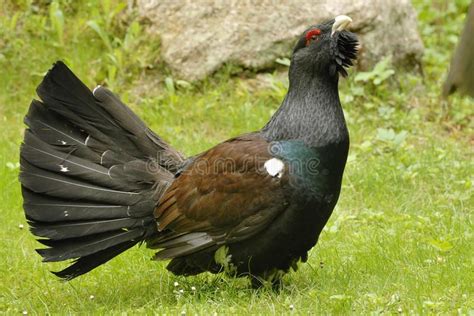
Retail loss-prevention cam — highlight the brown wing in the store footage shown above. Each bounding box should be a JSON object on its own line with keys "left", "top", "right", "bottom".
{"left": 149, "top": 133, "right": 289, "bottom": 259}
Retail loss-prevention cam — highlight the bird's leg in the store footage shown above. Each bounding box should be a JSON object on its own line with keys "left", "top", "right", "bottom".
{"left": 249, "top": 270, "right": 284, "bottom": 291}
{"left": 271, "top": 278, "right": 283, "bottom": 292}
{"left": 250, "top": 275, "right": 266, "bottom": 289}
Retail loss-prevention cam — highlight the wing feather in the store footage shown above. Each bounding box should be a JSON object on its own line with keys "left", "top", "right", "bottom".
{"left": 149, "top": 134, "right": 289, "bottom": 258}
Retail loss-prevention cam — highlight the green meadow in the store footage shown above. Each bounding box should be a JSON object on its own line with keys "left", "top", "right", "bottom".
{"left": 0, "top": 0, "right": 472, "bottom": 314}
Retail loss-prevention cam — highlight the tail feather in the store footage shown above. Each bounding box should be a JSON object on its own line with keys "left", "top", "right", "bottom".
{"left": 25, "top": 100, "right": 101, "bottom": 162}
{"left": 22, "top": 131, "right": 134, "bottom": 191}
{"left": 22, "top": 130, "right": 161, "bottom": 191}
{"left": 23, "top": 189, "right": 153, "bottom": 222}
{"left": 93, "top": 85, "right": 184, "bottom": 170}
{"left": 20, "top": 61, "right": 183, "bottom": 279}
{"left": 30, "top": 217, "right": 150, "bottom": 240}
{"left": 31, "top": 92, "right": 115, "bottom": 152}
{"left": 36, "top": 61, "right": 184, "bottom": 164}
{"left": 37, "top": 229, "right": 146, "bottom": 262}
{"left": 36, "top": 66, "right": 125, "bottom": 147}
{"left": 20, "top": 159, "right": 143, "bottom": 205}
{"left": 51, "top": 240, "right": 138, "bottom": 280}
{"left": 93, "top": 86, "right": 158, "bottom": 156}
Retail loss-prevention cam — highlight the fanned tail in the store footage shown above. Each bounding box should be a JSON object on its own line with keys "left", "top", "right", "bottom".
{"left": 19, "top": 61, "right": 184, "bottom": 280}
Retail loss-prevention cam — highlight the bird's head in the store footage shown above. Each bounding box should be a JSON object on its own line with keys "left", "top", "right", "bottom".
{"left": 291, "top": 15, "right": 359, "bottom": 78}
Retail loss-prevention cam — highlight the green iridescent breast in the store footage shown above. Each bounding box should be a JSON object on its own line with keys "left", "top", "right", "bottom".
{"left": 269, "top": 140, "right": 348, "bottom": 200}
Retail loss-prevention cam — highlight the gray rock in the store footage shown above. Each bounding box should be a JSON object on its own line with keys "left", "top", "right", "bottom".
{"left": 138, "top": 0, "right": 424, "bottom": 81}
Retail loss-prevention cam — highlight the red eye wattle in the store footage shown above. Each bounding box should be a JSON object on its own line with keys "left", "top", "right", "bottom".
{"left": 305, "top": 29, "right": 321, "bottom": 46}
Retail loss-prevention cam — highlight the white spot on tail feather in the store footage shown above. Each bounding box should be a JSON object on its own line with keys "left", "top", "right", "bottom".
{"left": 59, "top": 164, "right": 69, "bottom": 172}
{"left": 60, "top": 140, "right": 67, "bottom": 145}
{"left": 264, "top": 158, "right": 284, "bottom": 178}
{"left": 93, "top": 85, "right": 101, "bottom": 96}
{"left": 100, "top": 150, "right": 110, "bottom": 165}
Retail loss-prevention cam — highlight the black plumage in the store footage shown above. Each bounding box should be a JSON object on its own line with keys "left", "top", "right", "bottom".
{"left": 20, "top": 60, "right": 181, "bottom": 279}
{"left": 19, "top": 16, "right": 358, "bottom": 286}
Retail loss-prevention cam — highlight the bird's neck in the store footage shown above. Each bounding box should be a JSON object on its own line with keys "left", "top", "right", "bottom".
{"left": 262, "top": 69, "right": 348, "bottom": 148}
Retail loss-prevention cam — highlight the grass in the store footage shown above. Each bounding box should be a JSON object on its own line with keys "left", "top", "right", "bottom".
{"left": 0, "top": 0, "right": 473, "bottom": 314}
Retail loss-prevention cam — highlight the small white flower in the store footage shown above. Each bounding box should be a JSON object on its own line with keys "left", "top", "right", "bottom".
{"left": 22, "top": 311, "right": 28, "bottom": 315}
{"left": 180, "top": 311, "right": 186, "bottom": 316}
{"left": 289, "top": 304, "right": 294, "bottom": 311}
{"left": 6, "top": 162, "right": 20, "bottom": 170}
{"left": 173, "top": 281, "right": 179, "bottom": 287}
{"left": 191, "top": 286, "right": 196, "bottom": 291}
{"left": 179, "top": 289, "right": 184, "bottom": 294}
{"left": 89, "top": 295, "right": 95, "bottom": 300}
{"left": 18, "top": 224, "right": 24, "bottom": 229}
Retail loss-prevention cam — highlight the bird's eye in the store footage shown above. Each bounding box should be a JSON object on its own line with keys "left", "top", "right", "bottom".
{"left": 305, "top": 29, "right": 321, "bottom": 46}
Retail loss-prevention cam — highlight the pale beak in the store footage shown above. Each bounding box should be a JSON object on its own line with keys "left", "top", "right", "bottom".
{"left": 331, "top": 15, "right": 353, "bottom": 36}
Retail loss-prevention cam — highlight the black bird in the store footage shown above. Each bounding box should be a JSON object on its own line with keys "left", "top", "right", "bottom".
{"left": 19, "top": 16, "right": 358, "bottom": 287}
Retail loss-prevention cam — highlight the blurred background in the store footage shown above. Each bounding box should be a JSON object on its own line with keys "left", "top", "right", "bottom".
{"left": 0, "top": 0, "right": 472, "bottom": 314}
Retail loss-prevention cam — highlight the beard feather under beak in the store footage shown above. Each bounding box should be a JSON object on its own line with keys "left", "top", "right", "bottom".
{"left": 331, "top": 15, "right": 353, "bottom": 36}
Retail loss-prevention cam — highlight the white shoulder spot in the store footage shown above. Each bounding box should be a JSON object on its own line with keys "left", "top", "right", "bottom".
{"left": 264, "top": 158, "right": 284, "bottom": 178}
